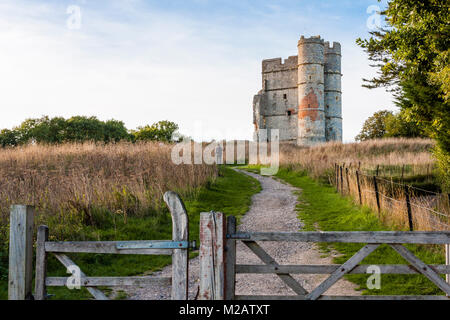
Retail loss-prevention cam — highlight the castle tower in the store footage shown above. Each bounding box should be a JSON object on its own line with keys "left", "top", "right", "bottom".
{"left": 297, "top": 36, "right": 326, "bottom": 146}
{"left": 252, "top": 35, "right": 343, "bottom": 146}
{"left": 324, "top": 42, "right": 343, "bottom": 142}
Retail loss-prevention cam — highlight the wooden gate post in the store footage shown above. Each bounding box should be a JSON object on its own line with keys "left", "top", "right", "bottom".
{"left": 164, "top": 191, "right": 189, "bottom": 300}
{"left": 34, "top": 226, "right": 49, "bottom": 300}
{"left": 199, "top": 211, "right": 226, "bottom": 300}
{"left": 8, "top": 205, "right": 34, "bottom": 300}
{"left": 225, "top": 215, "right": 236, "bottom": 300}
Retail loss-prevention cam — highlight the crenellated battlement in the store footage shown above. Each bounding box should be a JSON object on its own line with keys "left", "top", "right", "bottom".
{"left": 298, "top": 35, "right": 324, "bottom": 46}
{"left": 324, "top": 41, "right": 341, "bottom": 55}
{"left": 262, "top": 56, "right": 298, "bottom": 73}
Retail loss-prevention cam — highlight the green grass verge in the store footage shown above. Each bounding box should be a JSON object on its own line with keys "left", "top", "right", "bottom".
{"left": 274, "top": 167, "right": 446, "bottom": 296}
{"left": 0, "top": 166, "right": 260, "bottom": 300}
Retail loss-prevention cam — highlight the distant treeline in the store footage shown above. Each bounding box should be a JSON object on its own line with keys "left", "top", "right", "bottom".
{"left": 0, "top": 116, "right": 181, "bottom": 147}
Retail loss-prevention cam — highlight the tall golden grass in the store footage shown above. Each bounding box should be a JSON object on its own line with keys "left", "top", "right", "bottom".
{"left": 279, "top": 138, "right": 449, "bottom": 231}
{"left": 0, "top": 142, "right": 217, "bottom": 242}
{"left": 341, "top": 169, "right": 449, "bottom": 231}
{"left": 280, "top": 138, "right": 435, "bottom": 179}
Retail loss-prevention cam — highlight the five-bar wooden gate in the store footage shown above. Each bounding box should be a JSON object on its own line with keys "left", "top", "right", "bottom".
{"left": 32, "top": 191, "right": 193, "bottom": 300}
{"left": 199, "top": 212, "right": 450, "bottom": 300}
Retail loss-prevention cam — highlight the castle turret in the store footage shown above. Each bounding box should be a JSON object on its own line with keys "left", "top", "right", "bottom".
{"left": 324, "top": 41, "right": 343, "bottom": 142}
{"left": 297, "top": 36, "right": 326, "bottom": 146}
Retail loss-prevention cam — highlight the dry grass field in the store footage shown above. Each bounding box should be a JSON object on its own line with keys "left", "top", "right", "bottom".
{"left": 0, "top": 142, "right": 217, "bottom": 244}
{"left": 278, "top": 138, "right": 449, "bottom": 231}
{"left": 279, "top": 138, "right": 435, "bottom": 179}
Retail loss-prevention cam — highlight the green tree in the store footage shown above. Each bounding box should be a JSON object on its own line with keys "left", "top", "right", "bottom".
{"left": 0, "top": 117, "right": 181, "bottom": 147}
{"left": 6, "top": 116, "right": 130, "bottom": 145}
{"left": 356, "top": 110, "right": 393, "bottom": 141}
{"left": 103, "top": 119, "right": 132, "bottom": 143}
{"left": 356, "top": 0, "right": 449, "bottom": 189}
{"left": 64, "top": 116, "right": 105, "bottom": 142}
{"left": 132, "top": 121, "right": 179, "bottom": 142}
{"left": 0, "top": 129, "right": 19, "bottom": 147}
{"left": 384, "top": 109, "right": 426, "bottom": 138}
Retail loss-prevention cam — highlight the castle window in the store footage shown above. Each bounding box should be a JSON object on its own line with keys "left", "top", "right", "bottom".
{"left": 283, "top": 94, "right": 287, "bottom": 99}
{"left": 287, "top": 110, "right": 292, "bottom": 116}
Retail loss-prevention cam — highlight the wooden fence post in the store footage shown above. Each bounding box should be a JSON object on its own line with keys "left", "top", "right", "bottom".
{"left": 164, "top": 191, "right": 189, "bottom": 300}
{"left": 8, "top": 205, "right": 34, "bottom": 300}
{"left": 335, "top": 164, "right": 339, "bottom": 191}
{"left": 404, "top": 186, "right": 414, "bottom": 231}
{"left": 356, "top": 170, "right": 362, "bottom": 205}
{"left": 199, "top": 211, "right": 226, "bottom": 300}
{"left": 34, "top": 225, "right": 49, "bottom": 300}
{"left": 225, "top": 215, "right": 236, "bottom": 300}
{"left": 373, "top": 176, "right": 381, "bottom": 216}
{"left": 345, "top": 168, "right": 350, "bottom": 195}
{"left": 340, "top": 166, "right": 344, "bottom": 195}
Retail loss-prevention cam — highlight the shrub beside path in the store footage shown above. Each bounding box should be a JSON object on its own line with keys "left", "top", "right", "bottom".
{"left": 120, "top": 169, "right": 359, "bottom": 300}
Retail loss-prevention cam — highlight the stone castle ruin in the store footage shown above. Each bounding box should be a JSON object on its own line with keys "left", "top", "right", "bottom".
{"left": 253, "top": 35, "right": 343, "bottom": 146}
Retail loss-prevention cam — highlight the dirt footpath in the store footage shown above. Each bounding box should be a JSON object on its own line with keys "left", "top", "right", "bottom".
{"left": 121, "top": 169, "right": 359, "bottom": 300}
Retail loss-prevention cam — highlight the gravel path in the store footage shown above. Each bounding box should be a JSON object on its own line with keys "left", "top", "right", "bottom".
{"left": 119, "top": 169, "right": 359, "bottom": 300}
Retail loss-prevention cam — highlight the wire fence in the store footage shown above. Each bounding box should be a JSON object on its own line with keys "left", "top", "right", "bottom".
{"left": 333, "top": 163, "right": 450, "bottom": 231}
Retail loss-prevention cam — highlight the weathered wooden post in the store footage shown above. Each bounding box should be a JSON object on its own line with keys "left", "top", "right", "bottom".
{"left": 164, "top": 191, "right": 189, "bottom": 300}
{"left": 8, "top": 205, "right": 35, "bottom": 300}
{"left": 345, "top": 168, "right": 350, "bottom": 195}
{"left": 356, "top": 170, "right": 362, "bottom": 205}
{"left": 404, "top": 186, "right": 414, "bottom": 231}
{"left": 373, "top": 176, "right": 381, "bottom": 216}
{"left": 199, "top": 211, "right": 226, "bottom": 300}
{"left": 34, "top": 225, "right": 49, "bottom": 300}
{"left": 335, "top": 164, "right": 339, "bottom": 191}
{"left": 225, "top": 215, "right": 236, "bottom": 300}
{"left": 340, "top": 166, "right": 344, "bottom": 195}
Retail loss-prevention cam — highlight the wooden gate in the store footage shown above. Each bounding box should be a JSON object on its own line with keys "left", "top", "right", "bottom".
{"left": 199, "top": 212, "right": 450, "bottom": 300}
{"left": 8, "top": 192, "right": 193, "bottom": 300}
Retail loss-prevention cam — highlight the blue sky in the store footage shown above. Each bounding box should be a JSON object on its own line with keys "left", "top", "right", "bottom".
{"left": 0, "top": 0, "right": 393, "bottom": 141}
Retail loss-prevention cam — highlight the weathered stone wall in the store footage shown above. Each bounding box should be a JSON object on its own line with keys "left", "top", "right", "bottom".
{"left": 258, "top": 57, "right": 299, "bottom": 142}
